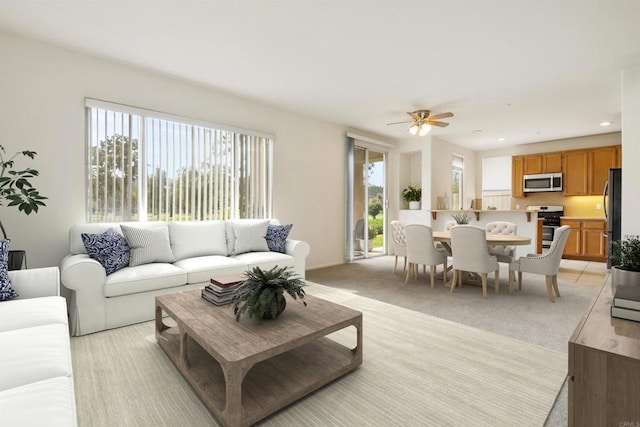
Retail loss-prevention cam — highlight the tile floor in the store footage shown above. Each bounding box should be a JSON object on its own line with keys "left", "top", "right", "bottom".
{"left": 558, "top": 259, "right": 609, "bottom": 288}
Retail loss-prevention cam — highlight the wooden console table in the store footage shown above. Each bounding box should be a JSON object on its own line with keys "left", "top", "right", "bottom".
{"left": 568, "top": 278, "right": 640, "bottom": 426}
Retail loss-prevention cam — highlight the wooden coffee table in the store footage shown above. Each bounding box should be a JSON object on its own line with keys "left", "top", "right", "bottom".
{"left": 155, "top": 289, "right": 363, "bottom": 427}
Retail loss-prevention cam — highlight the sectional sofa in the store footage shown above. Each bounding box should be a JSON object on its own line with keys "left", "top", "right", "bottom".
{"left": 0, "top": 267, "right": 77, "bottom": 427}
{"left": 60, "top": 219, "right": 310, "bottom": 336}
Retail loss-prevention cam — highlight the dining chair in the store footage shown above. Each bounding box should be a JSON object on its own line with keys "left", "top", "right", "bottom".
{"left": 390, "top": 220, "right": 407, "bottom": 273}
{"left": 508, "top": 225, "right": 570, "bottom": 302}
{"left": 485, "top": 221, "right": 517, "bottom": 263}
{"left": 449, "top": 225, "right": 499, "bottom": 298}
{"left": 404, "top": 224, "right": 448, "bottom": 288}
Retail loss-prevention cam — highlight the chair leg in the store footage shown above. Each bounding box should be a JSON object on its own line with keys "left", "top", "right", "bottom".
{"left": 552, "top": 275, "right": 560, "bottom": 297}
{"left": 545, "top": 276, "right": 556, "bottom": 302}
{"left": 508, "top": 270, "right": 514, "bottom": 294}
{"left": 481, "top": 273, "right": 488, "bottom": 299}
{"left": 518, "top": 272, "right": 523, "bottom": 290}
{"left": 442, "top": 259, "right": 448, "bottom": 285}
{"left": 450, "top": 270, "right": 457, "bottom": 293}
{"left": 430, "top": 265, "right": 436, "bottom": 288}
{"left": 495, "top": 268, "right": 500, "bottom": 294}
{"left": 405, "top": 263, "right": 411, "bottom": 283}
{"left": 403, "top": 256, "right": 407, "bottom": 272}
{"left": 393, "top": 255, "right": 398, "bottom": 273}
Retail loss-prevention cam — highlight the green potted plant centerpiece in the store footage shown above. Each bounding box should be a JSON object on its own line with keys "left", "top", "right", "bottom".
{"left": 451, "top": 210, "right": 473, "bottom": 225}
{"left": 402, "top": 185, "right": 422, "bottom": 210}
{"left": 610, "top": 235, "right": 640, "bottom": 291}
{"left": 232, "top": 266, "right": 306, "bottom": 321}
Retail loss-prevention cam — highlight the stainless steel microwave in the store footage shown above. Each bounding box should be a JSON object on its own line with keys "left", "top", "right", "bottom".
{"left": 523, "top": 173, "right": 563, "bottom": 193}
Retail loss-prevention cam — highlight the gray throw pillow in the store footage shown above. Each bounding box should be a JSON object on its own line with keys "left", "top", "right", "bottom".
{"left": 121, "top": 224, "right": 175, "bottom": 267}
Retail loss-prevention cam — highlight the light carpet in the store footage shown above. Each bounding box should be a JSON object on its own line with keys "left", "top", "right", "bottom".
{"left": 71, "top": 282, "right": 567, "bottom": 426}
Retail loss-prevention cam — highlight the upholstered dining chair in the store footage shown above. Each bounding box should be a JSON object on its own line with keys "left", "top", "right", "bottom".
{"left": 485, "top": 221, "right": 518, "bottom": 263}
{"left": 390, "top": 220, "right": 407, "bottom": 273}
{"left": 449, "top": 225, "right": 500, "bottom": 299}
{"left": 404, "top": 224, "right": 448, "bottom": 288}
{"left": 508, "top": 225, "right": 571, "bottom": 302}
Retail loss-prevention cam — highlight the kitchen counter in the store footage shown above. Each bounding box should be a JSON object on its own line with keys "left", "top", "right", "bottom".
{"left": 428, "top": 209, "right": 537, "bottom": 222}
{"left": 560, "top": 216, "right": 606, "bottom": 220}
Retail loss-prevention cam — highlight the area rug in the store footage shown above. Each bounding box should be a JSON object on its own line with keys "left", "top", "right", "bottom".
{"left": 71, "top": 282, "right": 567, "bottom": 426}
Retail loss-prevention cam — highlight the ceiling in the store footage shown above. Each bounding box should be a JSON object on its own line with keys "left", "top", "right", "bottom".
{"left": 1, "top": 0, "right": 639, "bottom": 150}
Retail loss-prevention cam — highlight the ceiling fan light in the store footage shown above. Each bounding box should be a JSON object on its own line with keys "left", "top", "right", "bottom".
{"left": 408, "top": 124, "right": 419, "bottom": 135}
{"left": 419, "top": 123, "right": 431, "bottom": 136}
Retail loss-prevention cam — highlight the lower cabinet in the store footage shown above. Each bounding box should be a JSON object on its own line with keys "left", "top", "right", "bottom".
{"left": 561, "top": 219, "right": 606, "bottom": 262}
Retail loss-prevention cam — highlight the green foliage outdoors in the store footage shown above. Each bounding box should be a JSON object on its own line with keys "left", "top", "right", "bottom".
{"left": 368, "top": 197, "right": 382, "bottom": 218}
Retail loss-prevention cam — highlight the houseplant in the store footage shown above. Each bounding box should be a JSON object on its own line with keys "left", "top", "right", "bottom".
{"left": 451, "top": 210, "right": 473, "bottom": 224}
{"left": 610, "top": 235, "right": 640, "bottom": 290}
{"left": 358, "top": 226, "right": 377, "bottom": 252}
{"left": 232, "top": 265, "right": 306, "bottom": 321}
{"left": 0, "top": 145, "right": 47, "bottom": 238}
{"left": 402, "top": 185, "right": 422, "bottom": 210}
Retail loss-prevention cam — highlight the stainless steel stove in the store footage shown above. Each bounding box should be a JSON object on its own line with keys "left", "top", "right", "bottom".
{"left": 527, "top": 205, "right": 564, "bottom": 249}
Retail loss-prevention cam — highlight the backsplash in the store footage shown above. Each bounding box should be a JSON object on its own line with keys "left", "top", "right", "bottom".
{"left": 510, "top": 193, "right": 604, "bottom": 218}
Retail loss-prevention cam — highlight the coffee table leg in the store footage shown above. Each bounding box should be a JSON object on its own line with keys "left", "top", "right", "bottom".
{"left": 352, "top": 316, "right": 363, "bottom": 364}
{"left": 221, "top": 363, "right": 251, "bottom": 426}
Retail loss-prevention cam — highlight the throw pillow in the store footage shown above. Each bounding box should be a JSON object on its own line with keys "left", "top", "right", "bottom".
{"left": 121, "top": 224, "right": 176, "bottom": 266}
{"left": 232, "top": 220, "right": 270, "bottom": 255}
{"left": 265, "top": 224, "right": 293, "bottom": 253}
{"left": 0, "top": 239, "right": 17, "bottom": 301}
{"left": 81, "top": 228, "right": 131, "bottom": 275}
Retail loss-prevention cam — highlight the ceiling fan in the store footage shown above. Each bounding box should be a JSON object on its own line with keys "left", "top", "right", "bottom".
{"left": 387, "top": 110, "right": 454, "bottom": 136}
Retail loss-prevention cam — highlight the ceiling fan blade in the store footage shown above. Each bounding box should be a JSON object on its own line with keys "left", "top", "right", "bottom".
{"left": 387, "top": 120, "right": 413, "bottom": 125}
{"left": 428, "top": 112, "right": 454, "bottom": 120}
{"left": 428, "top": 120, "right": 450, "bottom": 127}
{"left": 407, "top": 111, "right": 422, "bottom": 120}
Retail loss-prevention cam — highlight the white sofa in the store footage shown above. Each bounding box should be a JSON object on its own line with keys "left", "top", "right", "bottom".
{"left": 0, "top": 267, "right": 77, "bottom": 427}
{"left": 60, "top": 219, "right": 310, "bottom": 336}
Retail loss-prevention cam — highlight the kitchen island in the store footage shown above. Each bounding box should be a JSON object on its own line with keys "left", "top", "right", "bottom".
{"left": 398, "top": 209, "right": 540, "bottom": 257}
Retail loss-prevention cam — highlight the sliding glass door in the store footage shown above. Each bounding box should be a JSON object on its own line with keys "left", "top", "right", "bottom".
{"left": 347, "top": 140, "right": 387, "bottom": 261}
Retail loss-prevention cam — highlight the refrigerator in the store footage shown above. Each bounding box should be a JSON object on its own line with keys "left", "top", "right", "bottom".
{"left": 604, "top": 168, "right": 622, "bottom": 268}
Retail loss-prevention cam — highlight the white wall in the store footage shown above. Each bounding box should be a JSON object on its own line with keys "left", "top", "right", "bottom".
{"left": 431, "top": 137, "right": 476, "bottom": 210}
{"left": 0, "top": 31, "right": 351, "bottom": 270}
{"left": 622, "top": 66, "right": 640, "bottom": 237}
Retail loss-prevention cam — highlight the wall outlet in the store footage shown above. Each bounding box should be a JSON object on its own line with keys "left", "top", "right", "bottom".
{"left": 596, "top": 203, "right": 602, "bottom": 210}
{"left": 515, "top": 204, "right": 520, "bottom": 210}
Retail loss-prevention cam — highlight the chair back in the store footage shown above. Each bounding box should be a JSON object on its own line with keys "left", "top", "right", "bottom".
{"left": 546, "top": 225, "right": 571, "bottom": 272}
{"left": 450, "top": 225, "right": 498, "bottom": 274}
{"left": 485, "top": 221, "right": 517, "bottom": 257}
{"left": 390, "top": 220, "right": 407, "bottom": 257}
{"left": 404, "top": 224, "right": 444, "bottom": 265}
{"left": 444, "top": 220, "right": 456, "bottom": 231}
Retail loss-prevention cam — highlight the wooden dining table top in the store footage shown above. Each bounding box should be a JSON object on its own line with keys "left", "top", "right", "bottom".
{"left": 432, "top": 231, "right": 532, "bottom": 246}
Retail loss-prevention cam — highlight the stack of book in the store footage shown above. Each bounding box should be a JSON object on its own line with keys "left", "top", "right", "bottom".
{"left": 201, "top": 274, "right": 245, "bottom": 306}
{"left": 610, "top": 285, "right": 640, "bottom": 322}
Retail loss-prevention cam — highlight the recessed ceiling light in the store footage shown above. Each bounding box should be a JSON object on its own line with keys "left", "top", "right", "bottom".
{"left": 497, "top": 137, "right": 506, "bottom": 142}
{"left": 600, "top": 121, "right": 612, "bottom": 127}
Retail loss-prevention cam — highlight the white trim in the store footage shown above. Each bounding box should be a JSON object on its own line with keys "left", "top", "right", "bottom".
{"left": 85, "top": 97, "right": 275, "bottom": 140}
{"left": 346, "top": 132, "right": 394, "bottom": 148}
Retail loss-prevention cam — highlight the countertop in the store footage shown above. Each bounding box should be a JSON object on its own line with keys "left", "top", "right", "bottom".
{"left": 560, "top": 216, "right": 606, "bottom": 221}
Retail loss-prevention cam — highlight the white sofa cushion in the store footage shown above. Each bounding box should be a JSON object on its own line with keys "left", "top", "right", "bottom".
{"left": 232, "top": 252, "right": 296, "bottom": 272}
{"left": 0, "top": 377, "right": 77, "bottom": 427}
{"left": 121, "top": 224, "right": 176, "bottom": 266}
{"left": 226, "top": 219, "right": 270, "bottom": 255}
{"left": 0, "top": 323, "right": 72, "bottom": 391}
{"left": 103, "top": 263, "right": 187, "bottom": 297}
{"left": 169, "top": 221, "right": 227, "bottom": 260}
{"left": 173, "top": 255, "right": 248, "bottom": 284}
{"left": 0, "top": 296, "right": 67, "bottom": 332}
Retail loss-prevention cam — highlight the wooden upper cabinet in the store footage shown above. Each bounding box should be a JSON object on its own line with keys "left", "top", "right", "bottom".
{"left": 542, "top": 153, "right": 562, "bottom": 172}
{"left": 589, "top": 146, "right": 620, "bottom": 195}
{"left": 563, "top": 150, "right": 589, "bottom": 195}
{"left": 512, "top": 156, "right": 524, "bottom": 198}
{"left": 523, "top": 155, "right": 543, "bottom": 174}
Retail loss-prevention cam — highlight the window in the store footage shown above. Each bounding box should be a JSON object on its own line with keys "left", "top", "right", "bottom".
{"left": 86, "top": 99, "right": 273, "bottom": 222}
{"left": 451, "top": 155, "right": 464, "bottom": 210}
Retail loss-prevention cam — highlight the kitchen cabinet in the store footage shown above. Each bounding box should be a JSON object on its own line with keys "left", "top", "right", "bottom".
{"left": 568, "top": 279, "right": 640, "bottom": 426}
{"left": 512, "top": 156, "right": 524, "bottom": 198}
{"left": 521, "top": 153, "right": 562, "bottom": 174}
{"left": 561, "top": 219, "right": 606, "bottom": 261}
{"left": 563, "top": 145, "right": 620, "bottom": 195}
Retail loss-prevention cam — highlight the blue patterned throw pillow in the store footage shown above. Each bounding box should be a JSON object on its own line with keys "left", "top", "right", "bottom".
{"left": 265, "top": 224, "right": 293, "bottom": 253}
{"left": 0, "top": 239, "right": 17, "bottom": 301}
{"left": 81, "top": 228, "right": 131, "bottom": 275}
